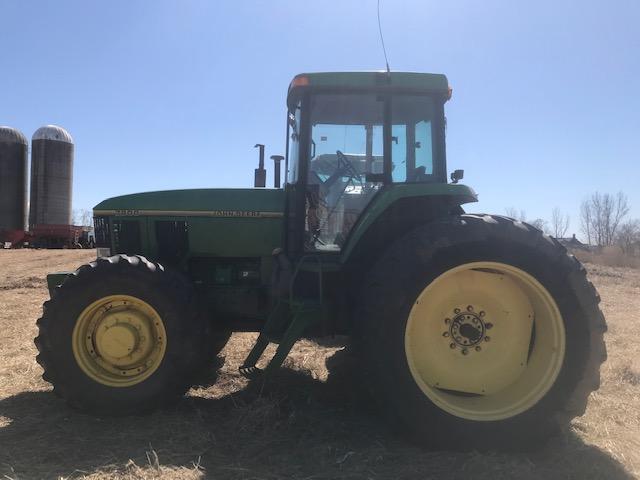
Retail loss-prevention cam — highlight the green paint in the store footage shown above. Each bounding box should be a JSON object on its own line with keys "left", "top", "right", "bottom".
{"left": 95, "top": 188, "right": 285, "bottom": 213}
{"left": 288, "top": 72, "right": 450, "bottom": 108}
{"left": 340, "top": 183, "right": 477, "bottom": 261}
{"left": 187, "top": 214, "right": 282, "bottom": 257}
{"left": 95, "top": 189, "right": 286, "bottom": 259}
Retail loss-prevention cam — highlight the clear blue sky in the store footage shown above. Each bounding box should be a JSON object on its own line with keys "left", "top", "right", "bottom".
{"left": 2, "top": 0, "right": 638, "bottom": 237}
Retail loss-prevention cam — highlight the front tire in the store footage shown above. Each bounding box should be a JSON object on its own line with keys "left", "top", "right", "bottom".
{"left": 35, "top": 255, "right": 208, "bottom": 415}
{"left": 355, "top": 214, "right": 606, "bottom": 449}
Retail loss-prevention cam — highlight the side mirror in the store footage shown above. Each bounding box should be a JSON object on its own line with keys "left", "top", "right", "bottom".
{"left": 450, "top": 169, "right": 464, "bottom": 184}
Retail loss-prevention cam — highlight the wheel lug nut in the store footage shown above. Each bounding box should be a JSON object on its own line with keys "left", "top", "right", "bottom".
{"left": 485, "top": 323, "right": 493, "bottom": 329}
{"left": 479, "top": 311, "right": 486, "bottom": 317}
{"left": 444, "top": 318, "right": 451, "bottom": 324}
{"left": 467, "top": 305, "right": 473, "bottom": 312}
{"left": 442, "top": 332, "right": 450, "bottom": 337}
{"left": 462, "top": 348, "right": 469, "bottom": 355}
{"left": 454, "top": 308, "right": 461, "bottom": 314}
{"left": 449, "top": 343, "right": 456, "bottom": 349}
{"left": 475, "top": 346, "right": 482, "bottom": 352}
{"left": 485, "top": 336, "right": 491, "bottom": 342}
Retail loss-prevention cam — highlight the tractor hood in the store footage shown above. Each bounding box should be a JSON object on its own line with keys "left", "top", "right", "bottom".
{"left": 93, "top": 188, "right": 285, "bottom": 218}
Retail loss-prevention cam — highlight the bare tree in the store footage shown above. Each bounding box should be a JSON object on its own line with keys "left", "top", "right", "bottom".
{"left": 505, "top": 207, "right": 526, "bottom": 222}
{"left": 616, "top": 219, "right": 640, "bottom": 256}
{"left": 580, "top": 200, "right": 593, "bottom": 245}
{"left": 581, "top": 192, "right": 629, "bottom": 246}
{"left": 551, "top": 207, "right": 570, "bottom": 238}
{"left": 504, "top": 208, "right": 549, "bottom": 233}
{"left": 529, "top": 218, "right": 549, "bottom": 233}
{"left": 73, "top": 208, "right": 93, "bottom": 227}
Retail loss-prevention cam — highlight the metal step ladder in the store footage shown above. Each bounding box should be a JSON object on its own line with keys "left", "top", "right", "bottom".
{"left": 239, "top": 255, "right": 327, "bottom": 376}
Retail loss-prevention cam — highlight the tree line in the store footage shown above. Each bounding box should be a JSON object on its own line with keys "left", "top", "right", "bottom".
{"left": 506, "top": 191, "right": 638, "bottom": 254}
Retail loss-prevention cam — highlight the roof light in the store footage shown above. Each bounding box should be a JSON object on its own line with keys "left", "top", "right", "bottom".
{"left": 290, "top": 75, "right": 310, "bottom": 88}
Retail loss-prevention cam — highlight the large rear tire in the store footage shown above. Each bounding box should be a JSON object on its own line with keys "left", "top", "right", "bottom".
{"left": 35, "top": 254, "right": 208, "bottom": 415}
{"left": 354, "top": 214, "right": 606, "bottom": 449}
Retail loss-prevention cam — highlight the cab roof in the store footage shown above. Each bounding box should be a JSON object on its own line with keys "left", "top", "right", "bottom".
{"left": 287, "top": 71, "right": 451, "bottom": 108}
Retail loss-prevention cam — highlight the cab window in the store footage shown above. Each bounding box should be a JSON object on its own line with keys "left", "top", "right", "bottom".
{"left": 304, "top": 93, "right": 384, "bottom": 251}
{"left": 391, "top": 96, "right": 435, "bottom": 183}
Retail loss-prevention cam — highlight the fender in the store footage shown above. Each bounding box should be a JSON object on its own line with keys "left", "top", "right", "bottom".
{"left": 340, "top": 183, "right": 478, "bottom": 266}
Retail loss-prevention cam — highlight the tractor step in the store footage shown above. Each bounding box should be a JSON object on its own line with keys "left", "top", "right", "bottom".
{"left": 239, "top": 301, "right": 324, "bottom": 376}
{"left": 240, "top": 253, "right": 327, "bottom": 377}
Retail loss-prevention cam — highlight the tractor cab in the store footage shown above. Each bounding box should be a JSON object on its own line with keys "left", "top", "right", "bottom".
{"left": 281, "top": 72, "right": 451, "bottom": 255}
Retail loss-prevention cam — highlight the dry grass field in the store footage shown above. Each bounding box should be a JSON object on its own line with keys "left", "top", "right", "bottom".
{"left": 0, "top": 250, "right": 639, "bottom": 479}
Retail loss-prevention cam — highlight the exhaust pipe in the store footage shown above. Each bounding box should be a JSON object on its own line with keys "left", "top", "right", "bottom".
{"left": 271, "top": 155, "right": 284, "bottom": 188}
{"left": 254, "top": 144, "right": 266, "bottom": 188}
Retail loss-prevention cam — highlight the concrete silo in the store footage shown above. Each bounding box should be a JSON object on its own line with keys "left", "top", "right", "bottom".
{"left": 29, "top": 125, "right": 74, "bottom": 228}
{"left": 0, "top": 126, "right": 28, "bottom": 232}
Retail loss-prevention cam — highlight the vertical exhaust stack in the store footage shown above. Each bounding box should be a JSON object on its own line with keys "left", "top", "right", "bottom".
{"left": 0, "top": 127, "right": 28, "bottom": 232}
{"left": 271, "top": 155, "right": 284, "bottom": 188}
{"left": 29, "top": 125, "right": 74, "bottom": 228}
{"left": 254, "top": 144, "right": 266, "bottom": 188}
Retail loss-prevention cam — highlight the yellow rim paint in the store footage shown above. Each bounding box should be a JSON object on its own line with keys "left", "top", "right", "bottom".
{"left": 72, "top": 295, "right": 167, "bottom": 387}
{"left": 405, "top": 262, "right": 566, "bottom": 421}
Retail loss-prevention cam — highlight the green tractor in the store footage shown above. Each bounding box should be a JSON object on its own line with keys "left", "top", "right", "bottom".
{"left": 35, "top": 72, "right": 606, "bottom": 448}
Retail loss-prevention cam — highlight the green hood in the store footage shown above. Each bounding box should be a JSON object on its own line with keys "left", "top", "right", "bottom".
{"left": 93, "top": 188, "right": 285, "bottom": 217}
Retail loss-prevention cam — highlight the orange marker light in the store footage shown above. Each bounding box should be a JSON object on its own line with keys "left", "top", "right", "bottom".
{"left": 290, "top": 76, "right": 310, "bottom": 88}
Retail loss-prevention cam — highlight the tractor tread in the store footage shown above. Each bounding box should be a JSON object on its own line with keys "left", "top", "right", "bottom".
{"left": 354, "top": 214, "right": 606, "bottom": 449}
{"left": 34, "top": 254, "right": 209, "bottom": 416}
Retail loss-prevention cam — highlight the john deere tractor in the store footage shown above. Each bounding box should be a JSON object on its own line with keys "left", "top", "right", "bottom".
{"left": 35, "top": 72, "right": 606, "bottom": 448}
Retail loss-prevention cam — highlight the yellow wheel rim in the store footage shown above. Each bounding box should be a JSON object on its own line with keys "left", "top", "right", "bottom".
{"left": 405, "top": 262, "right": 565, "bottom": 421}
{"left": 72, "top": 295, "right": 167, "bottom": 387}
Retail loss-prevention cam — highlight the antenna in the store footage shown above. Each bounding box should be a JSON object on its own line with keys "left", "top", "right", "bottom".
{"left": 377, "top": 0, "right": 391, "bottom": 73}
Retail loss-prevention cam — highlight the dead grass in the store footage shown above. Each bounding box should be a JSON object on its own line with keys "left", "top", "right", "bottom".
{"left": 0, "top": 249, "right": 638, "bottom": 479}
{"left": 574, "top": 246, "right": 640, "bottom": 269}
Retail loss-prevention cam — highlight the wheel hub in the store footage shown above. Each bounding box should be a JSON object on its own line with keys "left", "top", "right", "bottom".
{"left": 93, "top": 310, "right": 150, "bottom": 364}
{"left": 73, "top": 295, "right": 166, "bottom": 387}
{"left": 444, "top": 306, "right": 493, "bottom": 354}
{"left": 98, "top": 322, "right": 138, "bottom": 359}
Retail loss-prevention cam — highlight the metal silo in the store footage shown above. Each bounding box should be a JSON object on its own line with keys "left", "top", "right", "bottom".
{"left": 0, "top": 126, "right": 28, "bottom": 231}
{"left": 29, "top": 125, "right": 74, "bottom": 228}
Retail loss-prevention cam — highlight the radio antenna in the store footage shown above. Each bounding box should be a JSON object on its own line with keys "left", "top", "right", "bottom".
{"left": 377, "top": 0, "right": 391, "bottom": 74}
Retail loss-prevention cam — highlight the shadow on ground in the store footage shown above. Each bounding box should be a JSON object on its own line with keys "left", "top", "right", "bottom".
{"left": 0, "top": 351, "right": 633, "bottom": 479}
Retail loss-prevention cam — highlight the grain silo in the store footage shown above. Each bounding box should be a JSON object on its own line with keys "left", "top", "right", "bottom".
{"left": 0, "top": 126, "right": 28, "bottom": 231}
{"left": 29, "top": 125, "right": 74, "bottom": 228}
